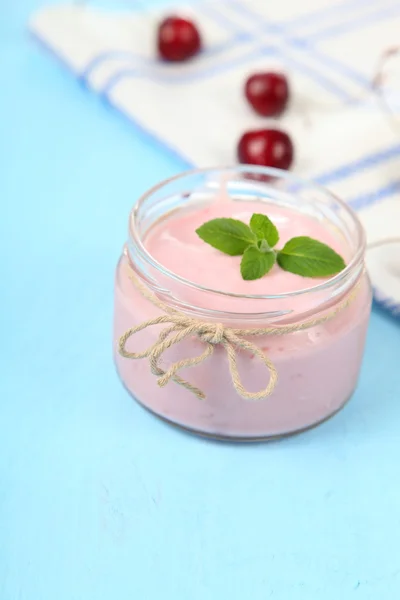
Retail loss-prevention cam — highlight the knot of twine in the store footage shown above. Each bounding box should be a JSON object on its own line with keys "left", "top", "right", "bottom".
{"left": 119, "top": 267, "right": 361, "bottom": 402}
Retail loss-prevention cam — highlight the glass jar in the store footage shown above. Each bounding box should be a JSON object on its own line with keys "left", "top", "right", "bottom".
{"left": 113, "top": 166, "right": 371, "bottom": 440}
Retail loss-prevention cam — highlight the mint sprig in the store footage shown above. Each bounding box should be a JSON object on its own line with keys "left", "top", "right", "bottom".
{"left": 195, "top": 214, "right": 346, "bottom": 281}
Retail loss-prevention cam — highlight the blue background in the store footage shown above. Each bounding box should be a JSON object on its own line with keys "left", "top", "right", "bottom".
{"left": 1, "top": 1, "right": 400, "bottom": 599}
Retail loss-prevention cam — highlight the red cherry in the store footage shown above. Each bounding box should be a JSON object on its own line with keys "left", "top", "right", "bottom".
{"left": 237, "top": 129, "right": 294, "bottom": 170}
{"left": 245, "top": 72, "right": 289, "bottom": 117}
{"left": 157, "top": 16, "right": 202, "bottom": 62}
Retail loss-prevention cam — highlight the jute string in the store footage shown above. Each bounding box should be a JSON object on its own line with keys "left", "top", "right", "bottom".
{"left": 119, "top": 267, "right": 362, "bottom": 401}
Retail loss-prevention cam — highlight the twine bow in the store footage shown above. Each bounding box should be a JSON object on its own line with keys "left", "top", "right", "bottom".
{"left": 119, "top": 312, "right": 278, "bottom": 401}
{"left": 119, "top": 267, "right": 361, "bottom": 401}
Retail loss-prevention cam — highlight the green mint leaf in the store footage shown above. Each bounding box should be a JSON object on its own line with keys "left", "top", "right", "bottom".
{"left": 240, "top": 246, "right": 276, "bottom": 280}
{"left": 250, "top": 214, "right": 279, "bottom": 247}
{"left": 196, "top": 218, "right": 256, "bottom": 256}
{"left": 277, "top": 236, "right": 346, "bottom": 278}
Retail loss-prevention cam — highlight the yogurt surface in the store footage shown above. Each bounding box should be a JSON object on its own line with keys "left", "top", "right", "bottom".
{"left": 145, "top": 200, "right": 345, "bottom": 297}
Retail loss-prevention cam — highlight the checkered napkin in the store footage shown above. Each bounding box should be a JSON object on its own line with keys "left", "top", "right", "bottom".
{"left": 30, "top": 0, "right": 400, "bottom": 315}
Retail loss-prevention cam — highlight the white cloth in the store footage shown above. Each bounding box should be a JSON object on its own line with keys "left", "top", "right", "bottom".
{"left": 29, "top": 0, "right": 400, "bottom": 315}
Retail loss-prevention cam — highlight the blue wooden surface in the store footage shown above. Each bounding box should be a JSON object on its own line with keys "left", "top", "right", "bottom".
{"left": 1, "top": 1, "right": 400, "bottom": 599}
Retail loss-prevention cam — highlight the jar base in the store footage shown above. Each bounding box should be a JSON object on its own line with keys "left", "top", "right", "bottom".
{"left": 118, "top": 373, "right": 353, "bottom": 442}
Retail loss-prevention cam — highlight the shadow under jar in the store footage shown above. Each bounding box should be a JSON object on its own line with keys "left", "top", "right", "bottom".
{"left": 113, "top": 166, "right": 371, "bottom": 441}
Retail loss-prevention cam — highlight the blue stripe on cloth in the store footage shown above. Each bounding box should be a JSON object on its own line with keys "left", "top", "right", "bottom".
{"left": 80, "top": 51, "right": 155, "bottom": 83}
{"left": 373, "top": 289, "right": 400, "bottom": 318}
{"left": 101, "top": 46, "right": 274, "bottom": 92}
{"left": 315, "top": 144, "right": 400, "bottom": 186}
{"left": 310, "top": 2, "right": 400, "bottom": 40}
{"left": 348, "top": 179, "right": 400, "bottom": 210}
{"left": 292, "top": 48, "right": 370, "bottom": 88}
{"left": 80, "top": 35, "right": 245, "bottom": 83}
{"left": 197, "top": 2, "right": 253, "bottom": 37}
{"left": 100, "top": 44, "right": 352, "bottom": 101}
{"left": 273, "top": 0, "right": 381, "bottom": 27}
{"left": 265, "top": 49, "right": 353, "bottom": 101}
{"left": 260, "top": 24, "right": 370, "bottom": 88}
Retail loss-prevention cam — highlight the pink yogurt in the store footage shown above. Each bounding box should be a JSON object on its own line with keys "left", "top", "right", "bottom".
{"left": 114, "top": 196, "right": 371, "bottom": 440}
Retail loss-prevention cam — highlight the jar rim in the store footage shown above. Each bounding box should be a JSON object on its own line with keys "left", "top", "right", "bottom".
{"left": 129, "top": 165, "right": 366, "bottom": 301}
